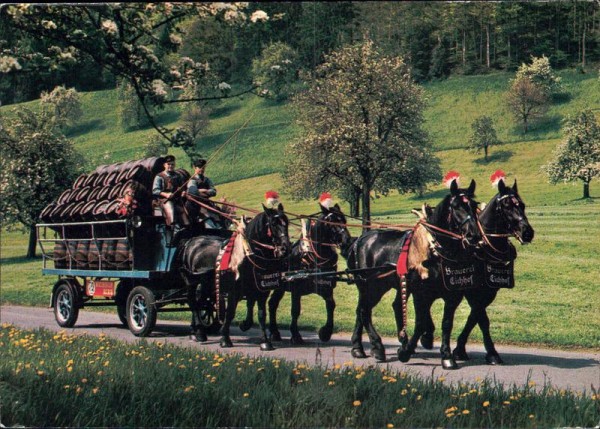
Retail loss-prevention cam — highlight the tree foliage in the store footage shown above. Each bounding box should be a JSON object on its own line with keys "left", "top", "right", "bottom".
{"left": 543, "top": 110, "right": 600, "bottom": 199}
{"left": 252, "top": 42, "right": 299, "bottom": 101}
{"left": 0, "top": 107, "right": 84, "bottom": 257}
{"left": 39, "top": 85, "right": 83, "bottom": 130}
{"left": 506, "top": 77, "right": 549, "bottom": 133}
{"left": 468, "top": 116, "right": 502, "bottom": 161}
{"left": 2, "top": 3, "right": 267, "bottom": 144}
{"left": 515, "top": 55, "right": 563, "bottom": 95}
{"left": 284, "top": 38, "right": 440, "bottom": 225}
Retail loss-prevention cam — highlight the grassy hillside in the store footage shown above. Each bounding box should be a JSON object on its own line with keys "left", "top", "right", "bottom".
{"left": 1, "top": 69, "right": 599, "bottom": 349}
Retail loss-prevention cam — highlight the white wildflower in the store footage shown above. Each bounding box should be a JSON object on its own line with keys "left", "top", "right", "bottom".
{"left": 217, "top": 82, "right": 231, "bottom": 90}
{"left": 250, "top": 10, "right": 269, "bottom": 23}
{"left": 0, "top": 56, "right": 22, "bottom": 73}
{"left": 170, "top": 69, "right": 182, "bottom": 79}
{"left": 101, "top": 20, "right": 118, "bottom": 35}
{"left": 42, "top": 20, "right": 57, "bottom": 30}
{"left": 270, "top": 65, "right": 282, "bottom": 71}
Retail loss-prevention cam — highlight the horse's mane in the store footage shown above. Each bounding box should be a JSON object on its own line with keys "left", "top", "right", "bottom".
{"left": 244, "top": 212, "right": 264, "bottom": 240}
{"left": 429, "top": 194, "right": 452, "bottom": 228}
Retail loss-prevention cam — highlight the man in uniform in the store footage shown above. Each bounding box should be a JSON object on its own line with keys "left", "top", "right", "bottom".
{"left": 152, "top": 155, "right": 189, "bottom": 228}
{"left": 184, "top": 158, "right": 221, "bottom": 229}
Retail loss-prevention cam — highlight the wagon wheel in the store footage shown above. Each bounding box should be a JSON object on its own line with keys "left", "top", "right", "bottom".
{"left": 54, "top": 283, "right": 79, "bottom": 328}
{"left": 126, "top": 286, "right": 157, "bottom": 337}
{"left": 199, "top": 297, "right": 222, "bottom": 335}
{"left": 115, "top": 281, "right": 132, "bottom": 327}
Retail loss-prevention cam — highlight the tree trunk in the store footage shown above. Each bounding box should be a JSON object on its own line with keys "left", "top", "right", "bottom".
{"left": 27, "top": 225, "right": 37, "bottom": 258}
{"left": 582, "top": 23, "right": 586, "bottom": 68}
{"left": 462, "top": 29, "right": 466, "bottom": 66}
{"left": 484, "top": 145, "right": 489, "bottom": 162}
{"left": 583, "top": 181, "right": 590, "bottom": 199}
{"left": 486, "top": 23, "right": 490, "bottom": 68}
{"left": 349, "top": 189, "right": 360, "bottom": 218}
{"left": 361, "top": 186, "right": 371, "bottom": 234}
{"left": 523, "top": 116, "right": 528, "bottom": 133}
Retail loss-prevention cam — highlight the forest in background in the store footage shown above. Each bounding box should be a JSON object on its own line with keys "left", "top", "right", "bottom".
{"left": 1, "top": 1, "right": 598, "bottom": 106}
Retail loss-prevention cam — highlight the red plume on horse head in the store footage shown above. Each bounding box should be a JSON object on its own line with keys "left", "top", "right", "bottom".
{"left": 490, "top": 169, "right": 506, "bottom": 188}
{"left": 443, "top": 170, "right": 460, "bottom": 188}
{"left": 264, "top": 190, "right": 280, "bottom": 208}
{"left": 319, "top": 192, "right": 333, "bottom": 208}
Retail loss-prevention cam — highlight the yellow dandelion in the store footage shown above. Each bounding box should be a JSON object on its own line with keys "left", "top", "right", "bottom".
{"left": 328, "top": 381, "right": 335, "bottom": 386}
{"left": 446, "top": 413, "right": 455, "bottom": 418}
{"left": 36, "top": 370, "right": 45, "bottom": 376}
{"left": 353, "top": 400, "right": 361, "bottom": 407}
{"left": 445, "top": 406, "right": 458, "bottom": 414}
{"left": 81, "top": 378, "right": 88, "bottom": 384}
{"left": 67, "top": 366, "right": 73, "bottom": 372}
{"left": 528, "top": 381, "right": 536, "bottom": 387}
{"left": 401, "top": 389, "right": 408, "bottom": 396}
{"left": 63, "top": 385, "right": 70, "bottom": 390}
{"left": 184, "top": 386, "right": 195, "bottom": 393}
{"left": 438, "top": 376, "right": 446, "bottom": 382}
{"left": 396, "top": 408, "right": 405, "bottom": 414}
{"left": 243, "top": 393, "right": 250, "bottom": 398}
{"left": 92, "top": 387, "right": 99, "bottom": 394}
{"left": 103, "top": 361, "right": 110, "bottom": 367}
{"left": 417, "top": 395, "right": 422, "bottom": 401}
{"left": 529, "top": 414, "right": 535, "bottom": 419}
{"left": 387, "top": 424, "right": 393, "bottom": 428}
{"left": 76, "top": 386, "right": 82, "bottom": 394}
{"left": 97, "top": 371, "right": 104, "bottom": 376}
{"left": 334, "top": 364, "right": 341, "bottom": 370}
{"left": 503, "top": 401, "right": 510, "bottom": 406}
{"left": 462, "top": 410, "right": 470, "bottom": 415}
{"left": 482, "top": 401, "right": 490, "bottom": 407}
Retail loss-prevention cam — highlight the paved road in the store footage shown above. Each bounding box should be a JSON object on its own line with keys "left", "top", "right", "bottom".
{"left": 2, "top": 305, "right": 598, "bottom": 394}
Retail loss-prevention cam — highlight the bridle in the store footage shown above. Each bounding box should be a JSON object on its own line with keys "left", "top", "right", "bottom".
{"left": 302, "top": 212, "right": 348, "bottom": 264}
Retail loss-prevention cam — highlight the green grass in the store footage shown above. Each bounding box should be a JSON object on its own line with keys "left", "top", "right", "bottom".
{"left": 1, "top": 70, "right": 599, "bottom": 350}
{"left": 1, "top": 325, "right": 597, "bottom": 428}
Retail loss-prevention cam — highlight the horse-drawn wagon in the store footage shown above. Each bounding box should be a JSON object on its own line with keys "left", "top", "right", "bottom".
{"left": 36, "top": 156, "right": 226, "bottom": 337}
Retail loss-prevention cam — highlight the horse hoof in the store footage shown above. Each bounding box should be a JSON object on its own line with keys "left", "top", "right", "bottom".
{"left": 420, "top": 333, "right": 434, "bottom": 350}
{"left": 398, "top": 349, "right": 412, "bottom": 363}
{"left": 239, "top": 320, "right": 252, "bottom": 332}
{"left": 270, "top": 331, "right": 282, "bottom": 342}
{"left": 371, "top": 349, "right": 386, "bottom": 362}
{"left": 351, "top": 348, "right": 367, "bottom": 359}
{"left": 260, "top": 342, "right": 274, "bottom": 351}
{"left": 452, "top": 348, "right": 470, "bottom": 361}
{"left": 193, "top": 333, "right": 208, "bottom": 343}
{"left": 442, "top": 358, "right": 459, "bottom": 370}
{"left": 290, "top": 336, "right": 305, "bottom": 346}
{"left": 486, "top": 354, "right": 504, "bottom": 365}
{"left": 318, "top": 327, "right": 332, "bottom": 342}
{"left": 220, "top": 338, "right": 233, "bottom": 348}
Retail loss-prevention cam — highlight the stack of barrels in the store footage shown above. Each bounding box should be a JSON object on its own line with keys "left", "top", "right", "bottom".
{"left": 39, "top": 156, "right": 189, "bottom": 271}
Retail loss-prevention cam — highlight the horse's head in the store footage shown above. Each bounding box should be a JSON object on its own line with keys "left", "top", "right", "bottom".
{"left": 259, "top": 203, "right": 290, "bottom": 258}
{"left": 490, "top": 179, "right": 535, "bottom": 244}
{"left": 316, "top": 203, "right": 352, "bottom": 249}
{"left": 436, "top": 179, "right": 481, "bottom": 248}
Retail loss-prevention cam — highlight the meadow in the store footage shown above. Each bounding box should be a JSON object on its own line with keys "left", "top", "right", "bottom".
{"left": 1, "top": 324, "right": 597, "bottom": 428}
{"left": 1, "top": 68, "right": 599, "bottom": 351}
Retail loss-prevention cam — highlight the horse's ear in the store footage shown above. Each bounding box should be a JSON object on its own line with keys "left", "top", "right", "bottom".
{"left": 262, "top": 203, "right": 273, "bottom": 214}
{"left": 450, "top": 179, "right": 459, "bottom": 195}
{"left": 277, "top": 203, "right": 285, "bottom": 212}
{"left": 467, "top": 179, "right": 476, "bottom": 196}
{"left": 333, "top": 203, "right": 341, "bottom": 212}
{"left": 498, "top": 179, "right": 507, "bottom": 194}
{"left": 512, "top": 179, "right": 518, "bottom": 194}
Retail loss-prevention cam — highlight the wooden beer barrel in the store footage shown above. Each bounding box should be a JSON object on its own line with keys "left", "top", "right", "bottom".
{"left": 87, "top": 240, "right": 103, "bottom": 270}
{"left": 114, "top": 239, "right": 132, "bottom": 269}
{"left": 53, "top": 241, "right": 67, "bottom": 269}
{"left": 74, "top": 240, "right": 90, "bottom": 269}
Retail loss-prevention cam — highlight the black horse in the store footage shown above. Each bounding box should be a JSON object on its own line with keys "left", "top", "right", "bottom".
{"left": 257, "top": 203, "right": 354, "bottom": 345}
{"left": 177, "top": 203, "right": 290, "bottom": 351}
{"left": 348, "top": 179, "right": 481, "bottom": 368}
{"left": 451, "top": 178, "right": 534, "bottom": 364}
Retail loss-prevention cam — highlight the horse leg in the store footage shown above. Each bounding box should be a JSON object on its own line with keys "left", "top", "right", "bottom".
{"left": 187, "top": 286, "right": 207, "bottom": 343}
{"left": 219, "top": 289, "right": 240, "bottom": 348}
{"left": 239, "top": 297, "right": 255, "bottom": 332}
{"left": 289, "top": 289, "right": 304, "bottom": 345}
{"left": 479, "top": 308, "right": 503, "bottom": 365}
{"left": 420, "top": 313, "right": 436, "bottom": 350}
{"left": 453, "top": 310, "right": 478, "bottom": 361}
{"left": 439, "top": 294, "right": 463, "bottom": 370}
{"left": 257, "top": 294, "right": 274, "bottom": 351}
{"left": 361, "top": 290, "right": 386, "bottom": 362}
{"left": 350, "top": 298, "right": 367, "bottom": 359}
{"left": 398, "top": 292, "right": 431, "bottom": 363}
{"left": 267, "top": 288, "right": 285, "bottom": 342}
{"left": 318, "top": 288, "right": 335, "bottom": 342}
{"left": 391, "top": 289, "right": 409, "bottom": 353}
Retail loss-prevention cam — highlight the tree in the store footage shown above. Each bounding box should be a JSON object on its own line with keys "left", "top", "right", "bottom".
{"left": 117, "top": 80, "right": 151, "bottom": 130}
{"left": 251, "top": 42, "right": 299, "bottom": 101}
{"left": 180, "top": 104, "right": 209, "bottom": 142}
{"left": 468, "top": 115, "right": 503, "bottom": 161}
{"left": 2, "top": 3, "right": 268, "bottom": 145}
{"left": 514, "top": 55, "right": 563, "bottom": 96}
{"left": 284, "top": 38, "right": 440, "bottom": 226}
{"left": 39, "top": 85, "right": 83, "bottom": 130}
{"left": 506, "top": 77, "right": 549, "bottom": 133}
{"left": 543, "top": 110, "right": 600, "bottom": 199}
{"left": 0, "top": 108, "right": 84, "bottom": 257}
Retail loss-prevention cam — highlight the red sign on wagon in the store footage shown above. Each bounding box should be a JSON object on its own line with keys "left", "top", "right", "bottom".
{"left": 86, "top": 280, "right": 115, "bottom": 298}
